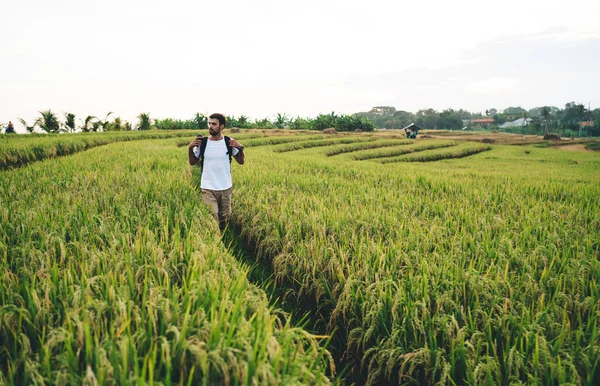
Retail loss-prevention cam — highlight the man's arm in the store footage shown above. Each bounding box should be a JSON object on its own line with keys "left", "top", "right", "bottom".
{"left": 188, "top": 137, "right": 201, "bottom": 165}
{"left": 229, "top": 138, "right": 245, "bottom": 165}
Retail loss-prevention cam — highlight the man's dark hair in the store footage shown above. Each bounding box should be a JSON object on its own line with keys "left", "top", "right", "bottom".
{"left": 209, "top": 113, "right": 226, "bottom": 127}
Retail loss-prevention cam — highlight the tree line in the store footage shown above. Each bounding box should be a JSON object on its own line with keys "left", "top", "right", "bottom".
{"left": 6, "top": 103, "right": 599, "bottom": 136}
{"left": 12, "top": 111, "right": 154, "bottom": 133}
{"left": 5, "top": 111, "right": 376, "bottom": 134}
{"left": 358, "top": 103, "right": 600, "bottom": 137}
{"left": 154, "top": 112, "right": 375, "bottom": 132}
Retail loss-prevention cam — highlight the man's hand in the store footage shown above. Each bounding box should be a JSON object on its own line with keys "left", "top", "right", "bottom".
{"left": 188, "top": 136, "right": 202, "bottom": 165}
{"left": 189, "top": 137, "right": 202, "bottom": 149}
{"left": 228, "top": 138, "right": 244, "bottom": 149}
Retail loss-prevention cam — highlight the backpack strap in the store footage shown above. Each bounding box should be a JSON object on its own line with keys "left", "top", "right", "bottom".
{"left": 199, "top": 137, "right": 208, "bottom": 171}
{"left": 224, "top": 136, "right": 233, "bottom": 163}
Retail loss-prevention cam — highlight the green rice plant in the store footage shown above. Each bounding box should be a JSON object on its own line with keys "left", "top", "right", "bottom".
{"left": 3, "top": 130, "right": 599, "bottom": 385}
{"left": 378, "top": 142, "right": 491, "bottom": 163}
{"left": 272, "top": 137, "right": 374, "bottom": 153}
{"left": 585, "top": 142, "right": 600, "bottom": 151}
{"left": 325, "top": 139, "right": 413, "bottom": 156}
{"left": 350, "top": 140, "right": 457, "bottom": 160}
{"left": 0, "top": 139, "right": 333, "bottom": 384}
{"left": 228, "top": 143, "right": 600, "bottom": 385}
{"left": 244, "top": 135, "right": 324, "bottom": 147}
{"left": 0, "top": 131, "right": 196, "bottom": 170}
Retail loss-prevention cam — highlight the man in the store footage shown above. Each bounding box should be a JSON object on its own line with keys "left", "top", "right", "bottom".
{"left": 5, "top": 121, "right": 15, "bottom": 134}
{"left": 188, "top": 113, "right": 245, "bottom": 229}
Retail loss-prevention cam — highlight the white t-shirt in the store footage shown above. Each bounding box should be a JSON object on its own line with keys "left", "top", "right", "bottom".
{"left": 194, "top": 138, "right": 239, "bottom": 190}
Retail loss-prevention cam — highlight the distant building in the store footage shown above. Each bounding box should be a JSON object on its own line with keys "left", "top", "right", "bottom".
{"left": 580, "top": 121, "right": 594, "bottom": 127}
{"left": 471, "top": 118, "right": 495, "bottom": 127}
{"left": 499, "top": 118, "right": 532, "bottom": 129}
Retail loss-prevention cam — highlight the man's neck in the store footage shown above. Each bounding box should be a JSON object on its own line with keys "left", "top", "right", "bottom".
{"left": 209, "top": 133, "right": 224, "bottom": 141}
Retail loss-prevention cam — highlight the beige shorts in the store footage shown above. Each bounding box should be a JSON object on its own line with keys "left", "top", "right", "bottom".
{"left": 201, "top": 187, "right": 232, "bottom": 221}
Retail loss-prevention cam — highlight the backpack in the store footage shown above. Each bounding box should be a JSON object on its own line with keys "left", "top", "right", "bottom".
{"left": 198, "top": 136, "right": 233, "bottom": 172}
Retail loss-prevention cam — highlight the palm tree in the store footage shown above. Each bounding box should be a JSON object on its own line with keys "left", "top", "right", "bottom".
{"left": 112, "top": 117, "right": 122, "bottom": 131}
{"left": 99, "top": 112, "right": 113, "bottom": 131}
{"left": 274, "top": 113, "right": 290, "bottom": 129}
{"left": 64, "top": 113, "right": 76, "bottom": 132}
{"left": 35, "top": 110, "right": 60, "bottom": 133}
{"left": 137, "top": 113, "right": 151, "bottom": 130}
{"left": 238, "top": 115, "right": 250, "bottom": 128}
{"left": 79, "top": 115, "right": 97, "bottom": 132}
{"left": 541, "top": 106, "right": 552, "bottom": 134}
{"left": 18, "top": 118, "right": 36, "bottom": 133}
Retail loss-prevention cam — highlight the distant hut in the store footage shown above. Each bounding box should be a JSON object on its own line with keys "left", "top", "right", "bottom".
{"left": 402, "top": 123, "right": 421, "bottom": 139}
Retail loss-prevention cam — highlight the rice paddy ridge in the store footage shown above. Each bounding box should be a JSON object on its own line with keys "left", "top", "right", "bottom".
{"left": 271, "top": 136, "right": 375, "bottom": 153}
{"left": 377, "top": 142, "right": 492, "bottom": 163}
{"left": 325, "top": 139, "right": 413, "bottom": 156}
{"left": 348, "top": 140, "right": 458, "bottom": 161}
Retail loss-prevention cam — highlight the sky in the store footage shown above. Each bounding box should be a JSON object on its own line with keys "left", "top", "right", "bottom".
{"left": 1, "top": 0, "right": 599, "bottom": 132}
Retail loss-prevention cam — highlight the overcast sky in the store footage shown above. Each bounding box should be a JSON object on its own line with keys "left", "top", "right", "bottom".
{"left": 1, "top": 0, "right": 599, "bottom": 131}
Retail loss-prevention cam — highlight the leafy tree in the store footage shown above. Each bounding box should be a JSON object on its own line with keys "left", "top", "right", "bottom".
{"left": 193, "top": 113, "right": 208, "bottom": 130}
{"left": 254, "top": 117, "right": 274, "bottom": 129}
{"left": 493, "top": 114, "right": 507, "bottom": 125}
{"left": 438, "top": 109, "right": 462, "bottom": 130}
{"left": 137, "top": 113, "right": 152, "bottom": 131}
{"left": 64, "top": 113, "right": 76, "bottom": 132}
{"left": 35, "top": 110, "right": 60, "bottom": 133}
{"left": 313, "top": 112, "right": 338, "bottom": 131}
{"left": 369, "top": 106, "right": 396, "bottom": 115}
{"left": 112, "top": 117, "right": 123, "bottom": 131}
{"left": 238, "top": 115, "right": 250, "bottom": 128}
{"left": 18, "top": 118, "right": 36, "bottom": 133}
{"left": 226, "top": 116, "right": 240, "bottom": 128}
{"left": 289, "top": 116, "right": 312, "bottom": 130}
{"left": 540, "top": 106, "right": 552, "bottom": 134}
{"left": 391, "top": 110, "right": 416, "bottom": 128}
{"left": 274, "top": 113, "right": 290, "bottom": 129}
{"left": 415, "top": 109, "right": 438, "bottom": 129}
{"left": 99, "top": 112, "right": 113, "bottom": 131}
{"left": 79, "top": 116, "right": 96, "bottom": 132}
{"left": 503, "top": 106, "right": 527, "bottom": 115}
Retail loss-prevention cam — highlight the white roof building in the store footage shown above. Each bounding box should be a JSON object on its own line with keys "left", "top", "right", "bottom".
{"left": 499, "top": 118, "right": 532, "bottom": 129}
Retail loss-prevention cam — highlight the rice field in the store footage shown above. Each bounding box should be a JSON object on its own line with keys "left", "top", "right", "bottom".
{"left": 1, "top": 130, "right": 599, "bottom": 385}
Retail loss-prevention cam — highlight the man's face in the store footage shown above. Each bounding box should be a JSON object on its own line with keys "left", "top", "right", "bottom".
{"left": 208, "top": 119, "right": 223, "bottom": 136}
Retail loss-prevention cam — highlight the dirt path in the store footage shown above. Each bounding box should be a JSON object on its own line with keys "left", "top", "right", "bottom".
{"left": 556, "top": 144, "right": 593, "bottom": 152}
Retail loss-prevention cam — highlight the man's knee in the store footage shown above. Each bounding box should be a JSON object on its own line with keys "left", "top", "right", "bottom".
{"left": 202, "top": 189, "right": 219, "bottom": 219}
